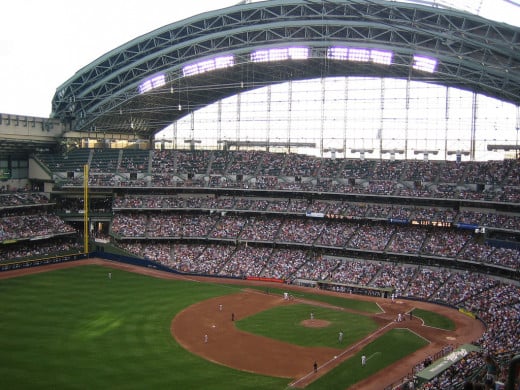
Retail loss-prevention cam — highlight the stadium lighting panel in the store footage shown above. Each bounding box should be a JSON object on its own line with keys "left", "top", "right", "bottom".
{"left": 250, "top": 47, "right": 309, "bottom": 63}
{"left": 348, "top": 48, "right": 371, "bottom": 62}
{"left": 327, "top": 47, "right": 393, "bottom": 65}
{"left": 198, "top": 59, "right": 216, "bottom": 73}
{"left": 287, "top": 47, "right": 309, "bottom": 60}
{"left": 250, "top": 50, "right": 270, "bottom": 62}
{"left": 182, "top": 55, "right": 235, "bottom": 77}
{"left": 327, "top": 47, "right": 349, "bottom": 60}
{"left": 412, "top": 55, "right": 437, "bottom": 73}
{"left": 370, "top": 50, "right": 393, "bottom": 65}
{"left": 138, "top": 74, "right": 166, "bottom": 94}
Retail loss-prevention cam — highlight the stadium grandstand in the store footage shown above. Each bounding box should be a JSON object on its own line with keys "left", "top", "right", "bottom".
{"left": 1, "top": 0, "right": 519, "bottom": 389}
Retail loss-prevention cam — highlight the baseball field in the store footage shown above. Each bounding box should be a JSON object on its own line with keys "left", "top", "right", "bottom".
{"left": 0, "top": 259, "right": 484, "bottom": 389}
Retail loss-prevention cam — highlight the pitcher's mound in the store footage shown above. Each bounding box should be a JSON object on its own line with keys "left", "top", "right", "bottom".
{"left": 300, "top": 319, "right": 331, "bottom": 328}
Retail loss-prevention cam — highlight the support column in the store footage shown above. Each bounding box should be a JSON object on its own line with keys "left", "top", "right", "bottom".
{"left": 320, "top": 77, "right": 326, "bottom": 157}
{"left": 236, "top": 92, "right": 241, "bottom": 149}
{"left": 190, "top": 111, "right": 195, "bottom": 150}
{"left": 266, "top": 85, "right": 271, "bottom": 152}
{"left": 515, "top": 106, "right": 520, "bottom": 160}
{"left": 343, "top": 77, "right": 349, "bottom": 157}
{"left": 470, "top": 92, "right": 477, "bottom": 161}
{"left": 83, "top": 164, "right": 89, "bottom": 254}
{"left": 287, "top": 80, "right": 293, "bottom": 153}
{"left": 379, "top": 78, "right": 385, "bottom": 159}
{"left": 405, "top": 79, "right": 410, "bottom": 159}
{"left": 172, "top": 122, "right": 177, "bottom": 150}
{"left": 217, "top": 100, "right": 222, "bottom": 149}
{"left": 444, "top": 86, "right": 449, "bottom": 160}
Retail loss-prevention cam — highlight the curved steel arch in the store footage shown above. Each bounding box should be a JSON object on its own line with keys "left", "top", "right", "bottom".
{"left": 51, "top": 0, "right": 520, "bottom": 138}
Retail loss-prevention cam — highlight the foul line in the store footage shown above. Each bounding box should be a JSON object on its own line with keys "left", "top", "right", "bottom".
{"left": 366, "top": 351, "right": 381, "bottom": 361}
{"left": 395, "top": 326, "right": 432, "bottom": 344}
{"left": 289, "top": 320, "right": 395, "bottom": 388}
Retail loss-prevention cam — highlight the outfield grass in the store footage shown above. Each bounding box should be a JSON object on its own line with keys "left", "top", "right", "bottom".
{"left": 235, "top": 285, "right": 382, "bottom": 314}
{"left": 0, "top": 265, "right": 424, "bottom": 389}
{"left": 236, "top": 303, "right": 379, "bottom": 348}
{"left": 0, "top": 265, "right": 287, "bottom": 390}
{"left": 411, "top": 308, "right": 455, "bottom": 330}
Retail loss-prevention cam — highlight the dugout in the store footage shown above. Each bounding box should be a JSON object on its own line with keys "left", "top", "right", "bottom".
{"left": 415, "top": 344, "right": 481, "bottom": 387}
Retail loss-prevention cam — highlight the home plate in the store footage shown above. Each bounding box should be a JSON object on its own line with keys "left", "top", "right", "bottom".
{"left": 212, "top": 324, "right": 216, "bottom": 328}
{"left": 446, "top": 336, "right": 456, "bottom": 340}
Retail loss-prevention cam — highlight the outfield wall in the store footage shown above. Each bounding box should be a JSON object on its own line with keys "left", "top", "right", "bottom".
{"left": 0, "top": 252, "right": 88, "bottom": 272}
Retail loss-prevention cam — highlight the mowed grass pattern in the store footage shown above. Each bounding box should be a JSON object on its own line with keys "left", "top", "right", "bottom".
{"left": 0, "top": 265, "right": 287, "bottom": 390}
{"left": 0, "top": 265, "right": 429, "bottom": 389}
{"left": 236, "top": 303, "right": 379, "bottom": 347}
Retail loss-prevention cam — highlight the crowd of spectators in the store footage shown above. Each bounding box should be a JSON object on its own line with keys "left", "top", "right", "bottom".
{"left": 404, "top": 267, "right": 453, "bottom": 299}
{"left": 277, "top": 218, "right": 326, "bottom": 244}
{"left": 291, "top": 254, "right": 341, "bottom": 281}
{"left": 0, "top": 191, "right": 79, "bottom": 263}
{"left": 422, "top": 230, "right": 471, "bottom": 258}
{"left": 497, "top": 186, "right": 520, "bottom": 203}
{"left": 282, "top": 153, "right": 321, "bottom": 177}
{"left": 218, "top": 246, "right": 272, "bottom": 278}
{"left": 115, "top": 239, "right": 518, "bottom": 313}
{"left": 46, "top": 149, "right": 520, "bottom": 204}
{"left": 420, "top": 281, "right": 519, "bottom": 389}
{"left": 0, "top": 237, "right": 82, "bottom": 262}
{"left": 483, "top": 213, "right": 520, "bottom": 231}
{"left": 349, "top": 222, "right": 396, "bottom": 251}
{"left": 0, "top": 212, "right": 76, "bottom": 242}
{"left": 386, "top": 226, "right": 428, "bottom": 254}
{"left": 330, "top": 259, "right": 381, "bottom": 286}
{"left": 109, "top": 211, "right": 519, "bottom": 271}
{"left": 0, "top": 192, "right": 49, "bottom": 208}
{"left": 175, "top": 150, "right": 211, "bottom": 174}
{"left": 262, "top": 248, "right": 310, "bottom": 280}
{"left": 111, "top": 213, "right": 148, "bottom": 237}
{"left": 239, "top": 216, "right": 282, "bottom": 241}
{"left": 369, "top": 263, "right": 417, "bottom": 294}
{"left": 429, "top": 271, "right": 499, "bottom": 306}
{"left": 209, "top": 216, "right": 246, "bottom": 240}
{"left": 111, "top": 193, "right": 520, "bottom": 232}
{"left": 315, "top": 221, "right": 359, "bottom": 247}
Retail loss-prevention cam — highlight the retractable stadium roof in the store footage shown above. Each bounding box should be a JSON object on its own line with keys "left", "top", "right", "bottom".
{"left": 51, "top": 0, "right": 520, "bottom": 141}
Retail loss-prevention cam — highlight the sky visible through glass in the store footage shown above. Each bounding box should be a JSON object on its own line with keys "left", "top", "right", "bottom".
{"left": 156, "top": 1, "right": 520, "bottom": 161}
{"left": 159, "top": 77, "right": 519, "bottom": 161}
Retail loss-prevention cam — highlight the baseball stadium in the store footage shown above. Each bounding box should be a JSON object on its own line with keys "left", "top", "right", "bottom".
{"left": 1, "top": 1, "right": 519, "bottom": 389}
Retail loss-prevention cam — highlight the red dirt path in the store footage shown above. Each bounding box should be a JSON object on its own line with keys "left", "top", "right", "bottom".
{"left": 0, "top": 259, "right": 485, "bottom": 389}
